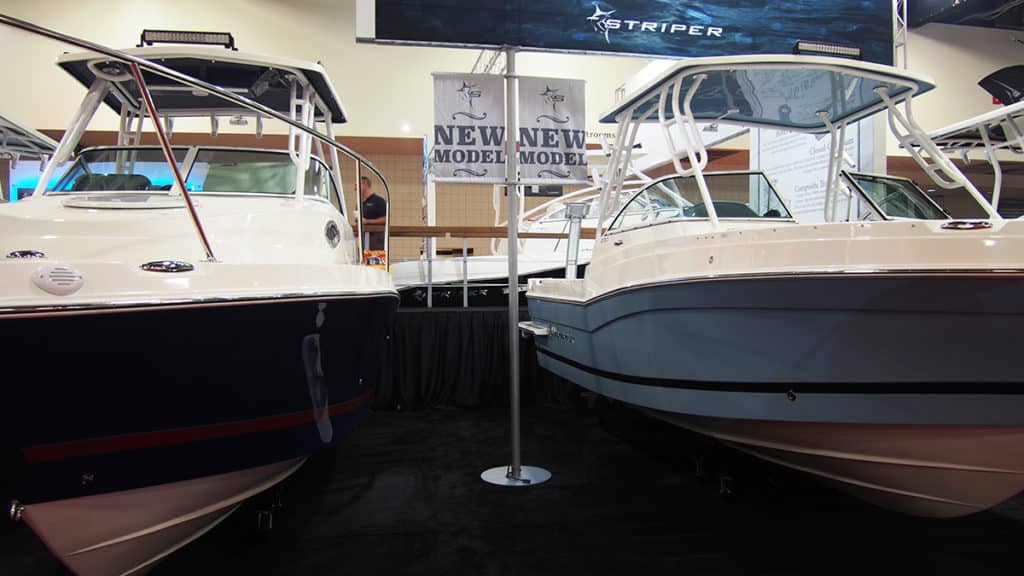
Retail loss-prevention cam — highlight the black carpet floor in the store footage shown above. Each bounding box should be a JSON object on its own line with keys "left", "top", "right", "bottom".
{"left": 4, "top": 400, "right": 1024, "bottom": 575}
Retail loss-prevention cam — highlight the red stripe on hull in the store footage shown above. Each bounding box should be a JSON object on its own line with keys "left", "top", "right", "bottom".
{"left": 21, "top": 391, "right": 373, "bottom": 463}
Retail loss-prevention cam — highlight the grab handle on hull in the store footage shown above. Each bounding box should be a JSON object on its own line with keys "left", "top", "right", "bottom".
{"left": 518, "top": 321, "right": 550, "bottom": 338}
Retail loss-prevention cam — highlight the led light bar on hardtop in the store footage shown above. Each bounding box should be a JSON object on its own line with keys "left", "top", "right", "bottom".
{"left": 139, "top": 29, "right": 236, "bottom": 50}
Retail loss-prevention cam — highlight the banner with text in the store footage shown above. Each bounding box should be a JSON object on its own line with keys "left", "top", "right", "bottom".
{"left": 432, "top": 73, "right": 506, "bottom": 183}
{"left": 518, "top": 76, "right": 588, "bottom": 185}
{"left": 362, "top": 0, "right": 894, "bottom": 65}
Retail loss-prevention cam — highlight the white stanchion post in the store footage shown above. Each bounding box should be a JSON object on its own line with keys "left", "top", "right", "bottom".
{"left": 481, "top": 46, "right": 551, "bottom": 487}
{"left": 564, "top": 202, "right": 588, "bottom": 279}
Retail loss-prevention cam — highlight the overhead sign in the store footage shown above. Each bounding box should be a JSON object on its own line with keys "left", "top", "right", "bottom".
{"left": 518, "top": 77, "right": 588, "bottom": 184}
{"left": 358, "top": 0, "right": 894, "bottom": 64}
{"left": 432, "top": 73, "right": 506, "bottom": 183}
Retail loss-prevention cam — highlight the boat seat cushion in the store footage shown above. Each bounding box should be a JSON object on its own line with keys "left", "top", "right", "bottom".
{"left": 684, "top": 201, "right": 761, "bottom": 218}
{"left": 72, "top": 173, "right": 153, "bottom": 191}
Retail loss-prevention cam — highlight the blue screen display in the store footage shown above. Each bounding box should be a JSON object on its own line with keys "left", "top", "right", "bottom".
{"left": 374, "top": 0, "right": 894, "bottom": 65}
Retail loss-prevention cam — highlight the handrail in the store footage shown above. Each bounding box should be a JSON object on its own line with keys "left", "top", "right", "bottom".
{"left": 128, "top": 62, "right": 215, "bottom": 261}
{"left": 0, "top": 13, "right": 392, "bottom": 263}
{"left": 358, "top": 224, "right": 598, "bottom": 240}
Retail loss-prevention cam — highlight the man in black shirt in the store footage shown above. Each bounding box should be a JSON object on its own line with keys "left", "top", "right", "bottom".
{"left": 360, "top": 176, "right": 387, "bottom": 250}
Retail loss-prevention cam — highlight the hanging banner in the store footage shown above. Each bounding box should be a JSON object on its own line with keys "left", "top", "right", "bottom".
{"left": 359, "top": 0, "right": 894, "bottom": 65}
{"left": 432, "top": 73, "right": 506, "bottom": 183}
{"left": 518, "top": 76, "right": 588, "bottom": 185}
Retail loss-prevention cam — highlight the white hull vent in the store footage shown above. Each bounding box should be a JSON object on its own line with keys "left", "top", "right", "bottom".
{"left": 33, "top": 263, "right": 85, "bottom": 296}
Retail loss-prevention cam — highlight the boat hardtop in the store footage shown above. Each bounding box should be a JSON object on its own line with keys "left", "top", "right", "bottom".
{"left": 57, "top": 45, "right": 347, "bottom": 121}
{"left": 599, "top": 54, "right": 935, "bottom": 131}
{"left": 923, "top": 98, "right": 1024, "bottom": 212}
{"left": 0, "top": 113, "right": 58, "bottom": 158}
{"left": 928, "top": 98, "right": 1024, "bottom": 153}
{"left": 591, "top": 54, "right": 998, "bottom": 228}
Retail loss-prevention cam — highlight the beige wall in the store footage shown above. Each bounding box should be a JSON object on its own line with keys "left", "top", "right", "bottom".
{"left": 335, "top": 153, "right": 555, "bottom": 262}
{"left": 891, "top": 24, "right": 1024, "bottom": 159}
{"left": 0, "top": 0, "right": 646, "bottom": 140}
{"left": 5, "top": 3, "right": 1024, "bottom": 247}
{"left": 1, "top": 4, "right": 1019, "bottom": 156}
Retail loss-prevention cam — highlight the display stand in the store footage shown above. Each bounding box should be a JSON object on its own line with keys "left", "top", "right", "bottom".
{"left": 481, "top": 47, "right": 551, "bottom": 487}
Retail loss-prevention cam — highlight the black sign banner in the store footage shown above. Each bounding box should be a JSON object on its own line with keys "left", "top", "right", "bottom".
{"left": 362, "top": 0, "right": 894, "bottom": 65}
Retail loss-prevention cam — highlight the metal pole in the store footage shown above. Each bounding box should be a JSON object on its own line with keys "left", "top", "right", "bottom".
{"left": 427, "top": 236, "right": 433, "bottom": 308}
{"left": 506, "top": 44, "right": 521, "bottom": 479}
{"left": 462, "top": 236, "right": 469, "bottom": 308}
{"left": 481, "top": 46, "right": 550, "bottom": 487}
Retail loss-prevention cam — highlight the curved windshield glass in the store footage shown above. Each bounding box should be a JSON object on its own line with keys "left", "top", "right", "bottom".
{"left": 609, "top": 172, "right": 792, "bottom": 231}
{"left": 845, "top": 173, "right": 949, "bottom": 220}
{"left": 185, "top": 149, "right": 335, "bottom": 200}
{"left": 47, "top": 146, "right": 339, "bottom": 201}
{"left": 49, "top": 148, "right": 188, "bottom": 193}
{"left": 186, "top": 149, "right": 295, "bottom": 194}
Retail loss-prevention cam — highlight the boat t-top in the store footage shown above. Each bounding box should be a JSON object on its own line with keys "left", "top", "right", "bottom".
{"left": 927, "top": 98, "right": 1024, "bottom": 214}
{"left": 0, "top": 113, "right": 58, "bottom": 200}
{"left": 523, "top": 53, "right": 1024, "bottom": 518}
{"left": 0, "top": 113, "right": 58, "bottom": 163}
{"left": 1, "top": 16, "right": 397, "bottom": 575}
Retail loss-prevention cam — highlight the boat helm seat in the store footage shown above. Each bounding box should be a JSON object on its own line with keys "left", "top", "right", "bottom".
{"left": 72, "top": 173, "right": 153, "bottom": 192}
{"left": 683, "top": 202, "right": 761, "bottom": 219}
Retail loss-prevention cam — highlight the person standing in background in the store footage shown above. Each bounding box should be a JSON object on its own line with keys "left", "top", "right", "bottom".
{"left": 360, "top": 176, "right": 387, "bottom": 250}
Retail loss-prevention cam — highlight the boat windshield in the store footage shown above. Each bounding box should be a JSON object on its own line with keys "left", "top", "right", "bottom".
{"left": 609, "top": 172, "right": 792, "bottom": 231}
{"left": 186, "top": 149, "right": 296, "bottom": 195}
{"left": 186, "top": 149, "right": 336, "bottom": 200}
{"left": 844, "top": 172, "right": 949, "bottom": 220}
{"left": 49, "top": 148, "right": 189, "bottom": 192}
{"left": 48, "top": 147, "right": 336, "bottom": 201}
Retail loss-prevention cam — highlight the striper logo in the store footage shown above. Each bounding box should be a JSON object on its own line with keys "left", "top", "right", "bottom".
{"left": 453, "top": 81, "right": 486, "bottom": 121}
{"left": 537, "top": 85, "right": 569, "bottom": 124}
{"left": 586, "top": 4, "right": 617, "bottom": 43}
{"left": 585, "top": 2, "right": 723, "bottom": 44}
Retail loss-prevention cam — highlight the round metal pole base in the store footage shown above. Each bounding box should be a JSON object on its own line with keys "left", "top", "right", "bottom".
{"left": 481, "top": 465, "right": 551, "bottom": 487}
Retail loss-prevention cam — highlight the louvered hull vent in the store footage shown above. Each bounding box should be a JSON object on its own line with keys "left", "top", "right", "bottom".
{"left": 32, "top": 263, "right": 85, "bottom": 296}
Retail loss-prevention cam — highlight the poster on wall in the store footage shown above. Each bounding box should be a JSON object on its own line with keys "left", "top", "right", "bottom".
{"left": 359, "top": 0, "right": 894, "bottom": 65}
{"left": 750, "top": 118, "right": 878, "bottom": 224}
{"left": 432, "top": 73, "right": 506, "bottom": 183}
{"left": 518, "top": 76, "right": 589, "bottom": 184}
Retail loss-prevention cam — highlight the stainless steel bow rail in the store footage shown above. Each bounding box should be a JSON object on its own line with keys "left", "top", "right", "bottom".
{"left": 0, "top": 13, "right": 393, "bottom": 262}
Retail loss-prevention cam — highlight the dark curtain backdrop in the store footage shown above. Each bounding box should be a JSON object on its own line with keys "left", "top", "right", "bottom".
{"left": 374, "top": 308, "right": 578, "bottom": 411}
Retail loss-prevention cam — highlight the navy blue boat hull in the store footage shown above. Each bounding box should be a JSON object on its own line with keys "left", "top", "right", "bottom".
{"left": 2, "top": 293, "right": 398, "bottom": 505}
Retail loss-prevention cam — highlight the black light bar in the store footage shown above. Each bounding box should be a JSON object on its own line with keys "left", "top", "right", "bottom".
{"left": 792, "top": 40, "right": 862, "bottom": 60}
{"left": 139, "top": 29, "right": 236, "bottom": 50}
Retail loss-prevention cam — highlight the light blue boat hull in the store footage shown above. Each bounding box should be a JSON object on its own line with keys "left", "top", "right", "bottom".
{"left": 527, "top": 272, "right": 1024, "bottom": 516}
